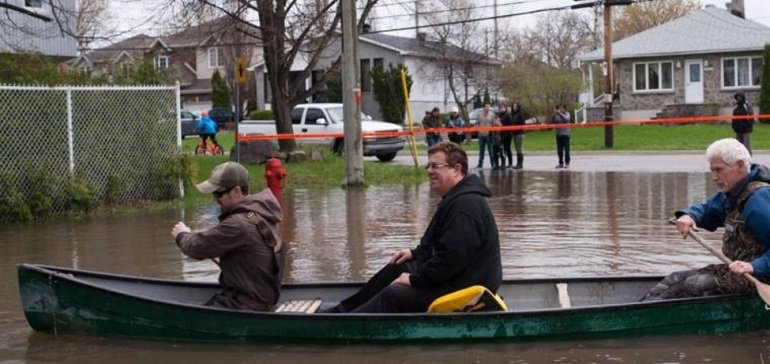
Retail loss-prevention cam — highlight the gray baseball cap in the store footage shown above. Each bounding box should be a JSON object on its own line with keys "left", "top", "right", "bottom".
{"left": 196, "top": 162, "right": 249, "bottom": 193}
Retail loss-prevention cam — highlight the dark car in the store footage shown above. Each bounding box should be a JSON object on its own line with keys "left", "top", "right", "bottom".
{"left": 208, "top": 107, "right": 234, "bottom": 130}
{"left": 180, "top": 110, "right": 198, "bottom": 138}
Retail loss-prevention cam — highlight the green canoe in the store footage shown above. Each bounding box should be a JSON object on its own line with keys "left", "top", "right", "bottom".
{"left": 17, "top": 263, "right": 770, "bottom": 343}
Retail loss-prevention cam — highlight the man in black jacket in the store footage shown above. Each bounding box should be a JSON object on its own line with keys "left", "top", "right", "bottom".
{"left": 323, "top": 141, "right": 502, "bottom": 313}
{"left": 732, "top": 91, "right": 756, "bottom": 155}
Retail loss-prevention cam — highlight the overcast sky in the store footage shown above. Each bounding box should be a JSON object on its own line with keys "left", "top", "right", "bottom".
{"left": 106, "top": 0, "right": 770, "bottom": 42}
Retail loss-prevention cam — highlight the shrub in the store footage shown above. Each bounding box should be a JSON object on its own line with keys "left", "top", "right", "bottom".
{"left": 249, "top": 110, "right": 275, "bottom": 120}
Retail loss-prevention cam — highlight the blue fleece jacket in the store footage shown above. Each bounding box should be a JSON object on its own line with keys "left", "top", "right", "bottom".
{"left": 677, "top": 164, "right": 770, "bottom": 277}
{"left": 194, "top": 115, "right": 217, "bottom": 134}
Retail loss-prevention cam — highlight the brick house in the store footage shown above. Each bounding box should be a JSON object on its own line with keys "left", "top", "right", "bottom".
{"left": 578, "top": 5, "right": 768, "bottom": 122}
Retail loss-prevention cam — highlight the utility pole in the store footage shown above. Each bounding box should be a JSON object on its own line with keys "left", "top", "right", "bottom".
{"left": 342, "top": 0, "right": 364, "bottom": 185}
{"left": 573, "top": 0, "right": 631, "bottom": 148}
{"left": 415, "top": 0, "right": 421, "bottom": 38}
{"left": 602, "top": 1, "right": 613, "bottom": 148}
{"left": 493, "top": 0, "right": 498, "bottom": 58}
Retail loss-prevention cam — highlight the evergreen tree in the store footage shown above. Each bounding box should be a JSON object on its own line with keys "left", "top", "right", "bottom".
{"left": 371, "top": 63, "right": 413, "bottom": 124}
{"left": 483, "top": 89, "right": 491, "bottom": 105}
{"left": 211, "top": 70, "right": 232, "bottom": 108}
{"left": 760, "top": 43, "right": 770, "bottom": 122}
{"left": 325, "top": 69, "right": 343, "bottom": 102}
{"left": 472, "top": 93, "right": 482, "bottom": 109}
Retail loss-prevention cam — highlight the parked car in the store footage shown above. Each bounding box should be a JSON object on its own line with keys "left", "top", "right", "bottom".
{"left": 208, "top": 107, "right": 234, "bottom": 130}
{"left": 240, "top": 103, "right": 405, "bottom": 162}
{"left": 180, "top": 110, "right": 198, "bottom": 138}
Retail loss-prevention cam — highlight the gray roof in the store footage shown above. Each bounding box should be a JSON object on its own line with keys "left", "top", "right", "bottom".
{"left": 580, "top": 6, "right": 770, "bottom": 62}
{"left": 359, "top": 33, "right": 501, "bottom": 65}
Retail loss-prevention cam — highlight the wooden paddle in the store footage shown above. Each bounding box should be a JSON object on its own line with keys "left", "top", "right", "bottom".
{"left": 668, "top": 219, "right": 770, "bottom": 306}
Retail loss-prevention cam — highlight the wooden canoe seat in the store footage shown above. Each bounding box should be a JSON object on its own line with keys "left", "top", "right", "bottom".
{"left": 274, "top": 299, "right": 322, "bottom": 314}
{"left": 556, "top": 283, "right": 572, "bottom": 308}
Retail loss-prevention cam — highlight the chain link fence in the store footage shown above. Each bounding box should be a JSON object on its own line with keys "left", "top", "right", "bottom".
{"left": 0, "top": 84, "right": 182, "bottom": 222}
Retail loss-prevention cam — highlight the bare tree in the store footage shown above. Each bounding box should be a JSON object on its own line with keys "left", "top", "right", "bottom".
{"left": 168, "top": 0, "right": 378, "bottom": 153}
{"left": 527, "top": 10, "right": 594, "bottom": 70}
{"left": 613, "top": 0, "right": 701, "bottom": 40}
{"left": 75, "top": 0, "right": 110, "bottom": 51}
{"left": 423, "top": 0, "right": 500, "bottom": 116}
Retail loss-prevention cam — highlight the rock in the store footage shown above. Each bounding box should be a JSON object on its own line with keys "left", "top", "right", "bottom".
{"left": 286, "top": 150, "right": 307, "bottom": 163}
{"left": 230, "top": 139, "right": 276, "bottom": 165}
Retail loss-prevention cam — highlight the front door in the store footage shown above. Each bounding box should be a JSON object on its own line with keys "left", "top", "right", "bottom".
{"left": 685, "top": 59, "right": 704, "bottom": 104}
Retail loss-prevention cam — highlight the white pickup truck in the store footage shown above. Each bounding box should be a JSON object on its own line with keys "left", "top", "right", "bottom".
{"left": 239, "top": 103, "right": 405, "bottom": 162}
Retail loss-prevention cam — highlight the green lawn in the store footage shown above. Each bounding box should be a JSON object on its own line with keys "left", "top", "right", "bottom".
{"left": 447, "top": 123, "right": 770, "bottom": 152}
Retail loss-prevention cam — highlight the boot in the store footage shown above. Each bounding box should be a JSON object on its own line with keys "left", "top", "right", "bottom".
{"left": 513, "top": 154, "right": 523, "bottom": 169}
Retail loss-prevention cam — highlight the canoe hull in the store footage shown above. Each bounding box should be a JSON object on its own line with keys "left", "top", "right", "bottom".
{"left": 18, "top": 263, "right": 770, "bottom": 343}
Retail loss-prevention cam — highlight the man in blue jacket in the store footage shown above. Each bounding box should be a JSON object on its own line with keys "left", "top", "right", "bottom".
{"left": 642, "top": 138, "right": 770, "bottom": 300}
{"left": 322, "top": 141, "right": 502, "bottom": 313}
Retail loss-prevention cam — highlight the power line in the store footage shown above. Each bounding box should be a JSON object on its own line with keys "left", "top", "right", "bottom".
{"left": 366, "top": 0, "right": 557, "bottom": 21}
{"left": 366, "top": 2, "right": 577, "bottom": 34}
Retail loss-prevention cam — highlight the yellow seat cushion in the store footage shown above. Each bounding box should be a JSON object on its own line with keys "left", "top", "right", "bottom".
{"left": 427, "top": 285, "right": 507, "bottom": 313}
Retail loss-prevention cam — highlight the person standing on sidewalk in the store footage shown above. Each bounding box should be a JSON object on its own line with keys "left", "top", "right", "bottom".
{"left": 476, "top": 103, "right": 496, "bottom": 169}
{"left": 498, "top": 103, "right": 514, "bottom": 168}
{"left": 423, "top": 107, "right": 443, "bottom": 147}
{"left": 732, "top": 91, "right": 755, "bottom": 155}
{"left": 550, "top": 105, "right": 572, "bottom": 169}
{"left": 446, "top": 106, "right": 466, "bottom": 144}
{"left": 511, "top": 102, "right": 526, "bottom": 169}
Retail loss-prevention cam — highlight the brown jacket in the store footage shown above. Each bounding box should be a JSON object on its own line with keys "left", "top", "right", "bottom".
{"left": 176, "top": 189, "right": 283, "bottom": 310}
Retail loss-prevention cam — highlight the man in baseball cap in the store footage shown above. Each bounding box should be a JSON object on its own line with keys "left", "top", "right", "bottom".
{"left": 195, "top": 161, "right": 249, "bottom": 194}
{"left": 171, "top": 161, "right": 284, "bottom": 311}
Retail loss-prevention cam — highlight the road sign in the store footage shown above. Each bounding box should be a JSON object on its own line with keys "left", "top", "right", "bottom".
{"left": 235, "top": 56, "right": 247, "bottom": 84}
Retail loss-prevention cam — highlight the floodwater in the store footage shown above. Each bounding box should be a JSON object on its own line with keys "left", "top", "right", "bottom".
{"left": 3, "top": 169, "right": 770, "bottom": 363}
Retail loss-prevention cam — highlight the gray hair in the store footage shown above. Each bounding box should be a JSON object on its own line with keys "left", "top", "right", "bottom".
{"left": 705, "top": 138, "right": 751, "bottom": 172}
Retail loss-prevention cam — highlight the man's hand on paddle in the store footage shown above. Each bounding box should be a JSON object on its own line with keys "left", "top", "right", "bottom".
{"left": 675, "top": 215, "right": 697, "bottom": 239}
{"left": 388, "top": 249, "right": 413, "bottom": 265}
{"left": 730, "top": 261, "right": 754, "bottom": 275}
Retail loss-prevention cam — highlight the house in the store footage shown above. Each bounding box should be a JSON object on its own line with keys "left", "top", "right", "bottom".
{"left": 251, "top": 32, "right": 502, "bottom": 123}
{"left": 0, "top": 0, "right": 77, "bottom": 59}
{"left": 68, "top": 17, "right": 261, "bottom": 113}
{"left": 578, "top": 5, "right": 769, "bottom": 122}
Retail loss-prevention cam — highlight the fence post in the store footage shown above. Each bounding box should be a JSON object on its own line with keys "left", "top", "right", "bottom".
{"left": 66, "top": 87, "right": 74, "bottom": 175}
{"left": 175, "top": 82, "right": 184, "bottom": 198}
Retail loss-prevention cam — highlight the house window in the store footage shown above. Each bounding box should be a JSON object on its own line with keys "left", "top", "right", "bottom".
{"left": 633, "top": 61, "right": 673, "bottom": 92}
{"left": 208, "top": 47, "right": 224, "bottom": 68}
{"left": 79, "top": 65, "right": 90, "bottom": 75}
{"left": 154, "top": 55, "right": 169, "bottom": 70}
{"left": 360, "top": 59, "right": 371, "bottom": 92}
{"left": 373, "top": 58, "right": 383, "bottom": 70}
{"left": 25, "top": 0, "right": 42, "bottom": 7}
{"left": 722, "top": 56, "right": 762, "bottom": 88}
{"left": 120, "top": 62, "right": 131, "bottom": 73}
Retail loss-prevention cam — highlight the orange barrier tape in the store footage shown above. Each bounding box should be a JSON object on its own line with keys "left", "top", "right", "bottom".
{"left": 236, "top": 114, "right": 770, "bottom": 141}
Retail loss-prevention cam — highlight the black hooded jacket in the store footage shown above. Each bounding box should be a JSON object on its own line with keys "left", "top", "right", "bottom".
{"left": 732, "top": 91, "right": 755, "bottom": 134}
{"left": 408, "top": 174, "right": 503, "bottom": 293}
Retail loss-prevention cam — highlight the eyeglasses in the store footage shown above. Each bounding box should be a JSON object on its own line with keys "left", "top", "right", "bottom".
{"left": 424, "top": 162, "right": 454, "bottom": 170}
{"left": 212, "top": 187, "right": 233, "bottom": 198}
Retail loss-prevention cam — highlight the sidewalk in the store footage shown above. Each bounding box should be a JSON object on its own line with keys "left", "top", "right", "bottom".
{"left": 392, "top": 150, "right": 770, "bottom": 173}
